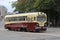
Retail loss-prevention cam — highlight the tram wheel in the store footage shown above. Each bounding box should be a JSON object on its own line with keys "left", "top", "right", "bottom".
{"left": 20, "top": 28, "right": 27, "bottom": 32}
{"left": 20, "top": 28, "right": 23, "bottom": 31}
{"left": 24, "top": 28, "right": 27, "bottom": 32}
{"left": 8, "top": 27, "right": 11, "bottom": 30}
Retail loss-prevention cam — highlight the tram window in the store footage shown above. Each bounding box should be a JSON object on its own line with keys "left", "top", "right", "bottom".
{"left": 37, "top": 16, "right": 46, "bottom": 21}
{"left": 34, "top": 17, "right": 36, "bottom": 20}
{"left": 19, "top": 17, "right": 25, "bottom": 21}
{"left": 6, "top": 17, "right": 12, "bottom": 22}
{"left": 6, "top": 16, "right": 27, "bottom": 22}
{"left": 12, "top": 17, "right": 17, "bottom": 21}
{"left": 27, "top": 17, "right": 30, "bottom": 21}
{"left": 17, "top": 16, "right": 26, "bottom": 21}
{"left": 30, "top": 18, "right": 33, "bottom": 21}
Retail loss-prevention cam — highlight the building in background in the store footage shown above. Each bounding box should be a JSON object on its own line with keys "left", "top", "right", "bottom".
{"left": 0, "top": 5, "right": 7, "bottom": 21}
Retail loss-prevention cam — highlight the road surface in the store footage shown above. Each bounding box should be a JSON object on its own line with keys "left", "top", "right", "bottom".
{"left": 0, "top": 20, "right": 60, "bottom": 40}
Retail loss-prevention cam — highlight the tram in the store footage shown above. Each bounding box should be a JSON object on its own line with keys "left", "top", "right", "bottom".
{"left": 4, "top": 12, "right": 47, "bottom": 32}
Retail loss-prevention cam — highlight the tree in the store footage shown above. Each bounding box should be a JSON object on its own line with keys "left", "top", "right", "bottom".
{"left": 12, "top": 0, "right": 35, "bottom": 13}
{"left": 12, "top": 0, "right": 56, "bottom": 13}
{"left": 12, "top": 0, "right": 60, "bottom": 26}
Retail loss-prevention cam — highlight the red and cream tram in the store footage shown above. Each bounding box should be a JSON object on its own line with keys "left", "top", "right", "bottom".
{"left": 4, "top": 12, "right": 47, "bottom": 32}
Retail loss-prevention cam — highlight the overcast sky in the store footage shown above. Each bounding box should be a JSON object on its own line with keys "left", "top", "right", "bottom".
{"left": 0, "top": 0, "right": 17, "bottom": 13}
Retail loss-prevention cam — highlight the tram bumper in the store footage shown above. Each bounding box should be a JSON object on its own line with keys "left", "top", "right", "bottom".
{"left": 35, "top": 27, "right": 47, "bottom": 31}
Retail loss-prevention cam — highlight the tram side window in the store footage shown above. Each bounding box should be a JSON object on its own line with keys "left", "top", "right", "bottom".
{"left": 26, "top": 17, "right": 36, "bottom": 21}
{"left": 30, "top": 17, "right": 36, "bottom": 21}
{"left": 12, "top": 17, "right": 17, "bottom": 21}
{"left": 19, "top": 17, "right": 25, "bottom": 21}
{"left": 27, "top": 17, "right": 30, "bottom": 21}
{"left": 18, "top": 16, "right": 26, "bottom": 21}
{"left": 6, "top": 17, "right": 17, "bottom": 22}
{"left": 6, "top": 16, "right": 27, "bottom": 22}
{"left": 6, "top": 17, "right": 12, "bottom": 22}
{"left": 34, "top": 17, "right": 36, "bottom": 20}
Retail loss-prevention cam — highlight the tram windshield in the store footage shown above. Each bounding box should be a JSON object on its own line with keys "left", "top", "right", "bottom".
{"left": 37, "top": 16, "right": 46, "bottom": 22}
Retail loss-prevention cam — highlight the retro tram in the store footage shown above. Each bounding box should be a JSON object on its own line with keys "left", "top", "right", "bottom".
{"left": 4, "top": 12, "right": 47, "bottom": 32}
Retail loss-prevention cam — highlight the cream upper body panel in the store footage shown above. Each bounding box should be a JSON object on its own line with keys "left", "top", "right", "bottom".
{"left": 5, "top": 12, "right": 46, "bottom": 18}
{"left": 5, "top": 12, "right": 38, "bottom": 18}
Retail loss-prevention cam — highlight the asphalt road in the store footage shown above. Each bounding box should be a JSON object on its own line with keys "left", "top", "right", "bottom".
{"left": 0, "top": 28, "right": 60, "bottom": 40}
{"left": 0, "top": 20, "right": 60, "bottom": 40}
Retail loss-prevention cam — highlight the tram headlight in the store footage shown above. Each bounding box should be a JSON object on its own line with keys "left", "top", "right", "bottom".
{"left": 36, "top": 23, "right": 40, "bottom": 27}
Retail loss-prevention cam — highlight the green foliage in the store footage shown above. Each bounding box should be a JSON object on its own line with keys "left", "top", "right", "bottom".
{"left": 12, "top": 0, "right": 35, "bottom": 12}
{"left": 12, "top": 0, "right": 60, "bottom": 13}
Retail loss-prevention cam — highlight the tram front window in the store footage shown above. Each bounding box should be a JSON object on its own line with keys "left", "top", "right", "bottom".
{"left": 37, "top": 16, "right": 46, "bottom": 22}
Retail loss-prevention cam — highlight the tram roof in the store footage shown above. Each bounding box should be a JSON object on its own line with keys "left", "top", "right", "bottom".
{"left": 5, "top": 12, "right": 46, "bottom": 18}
